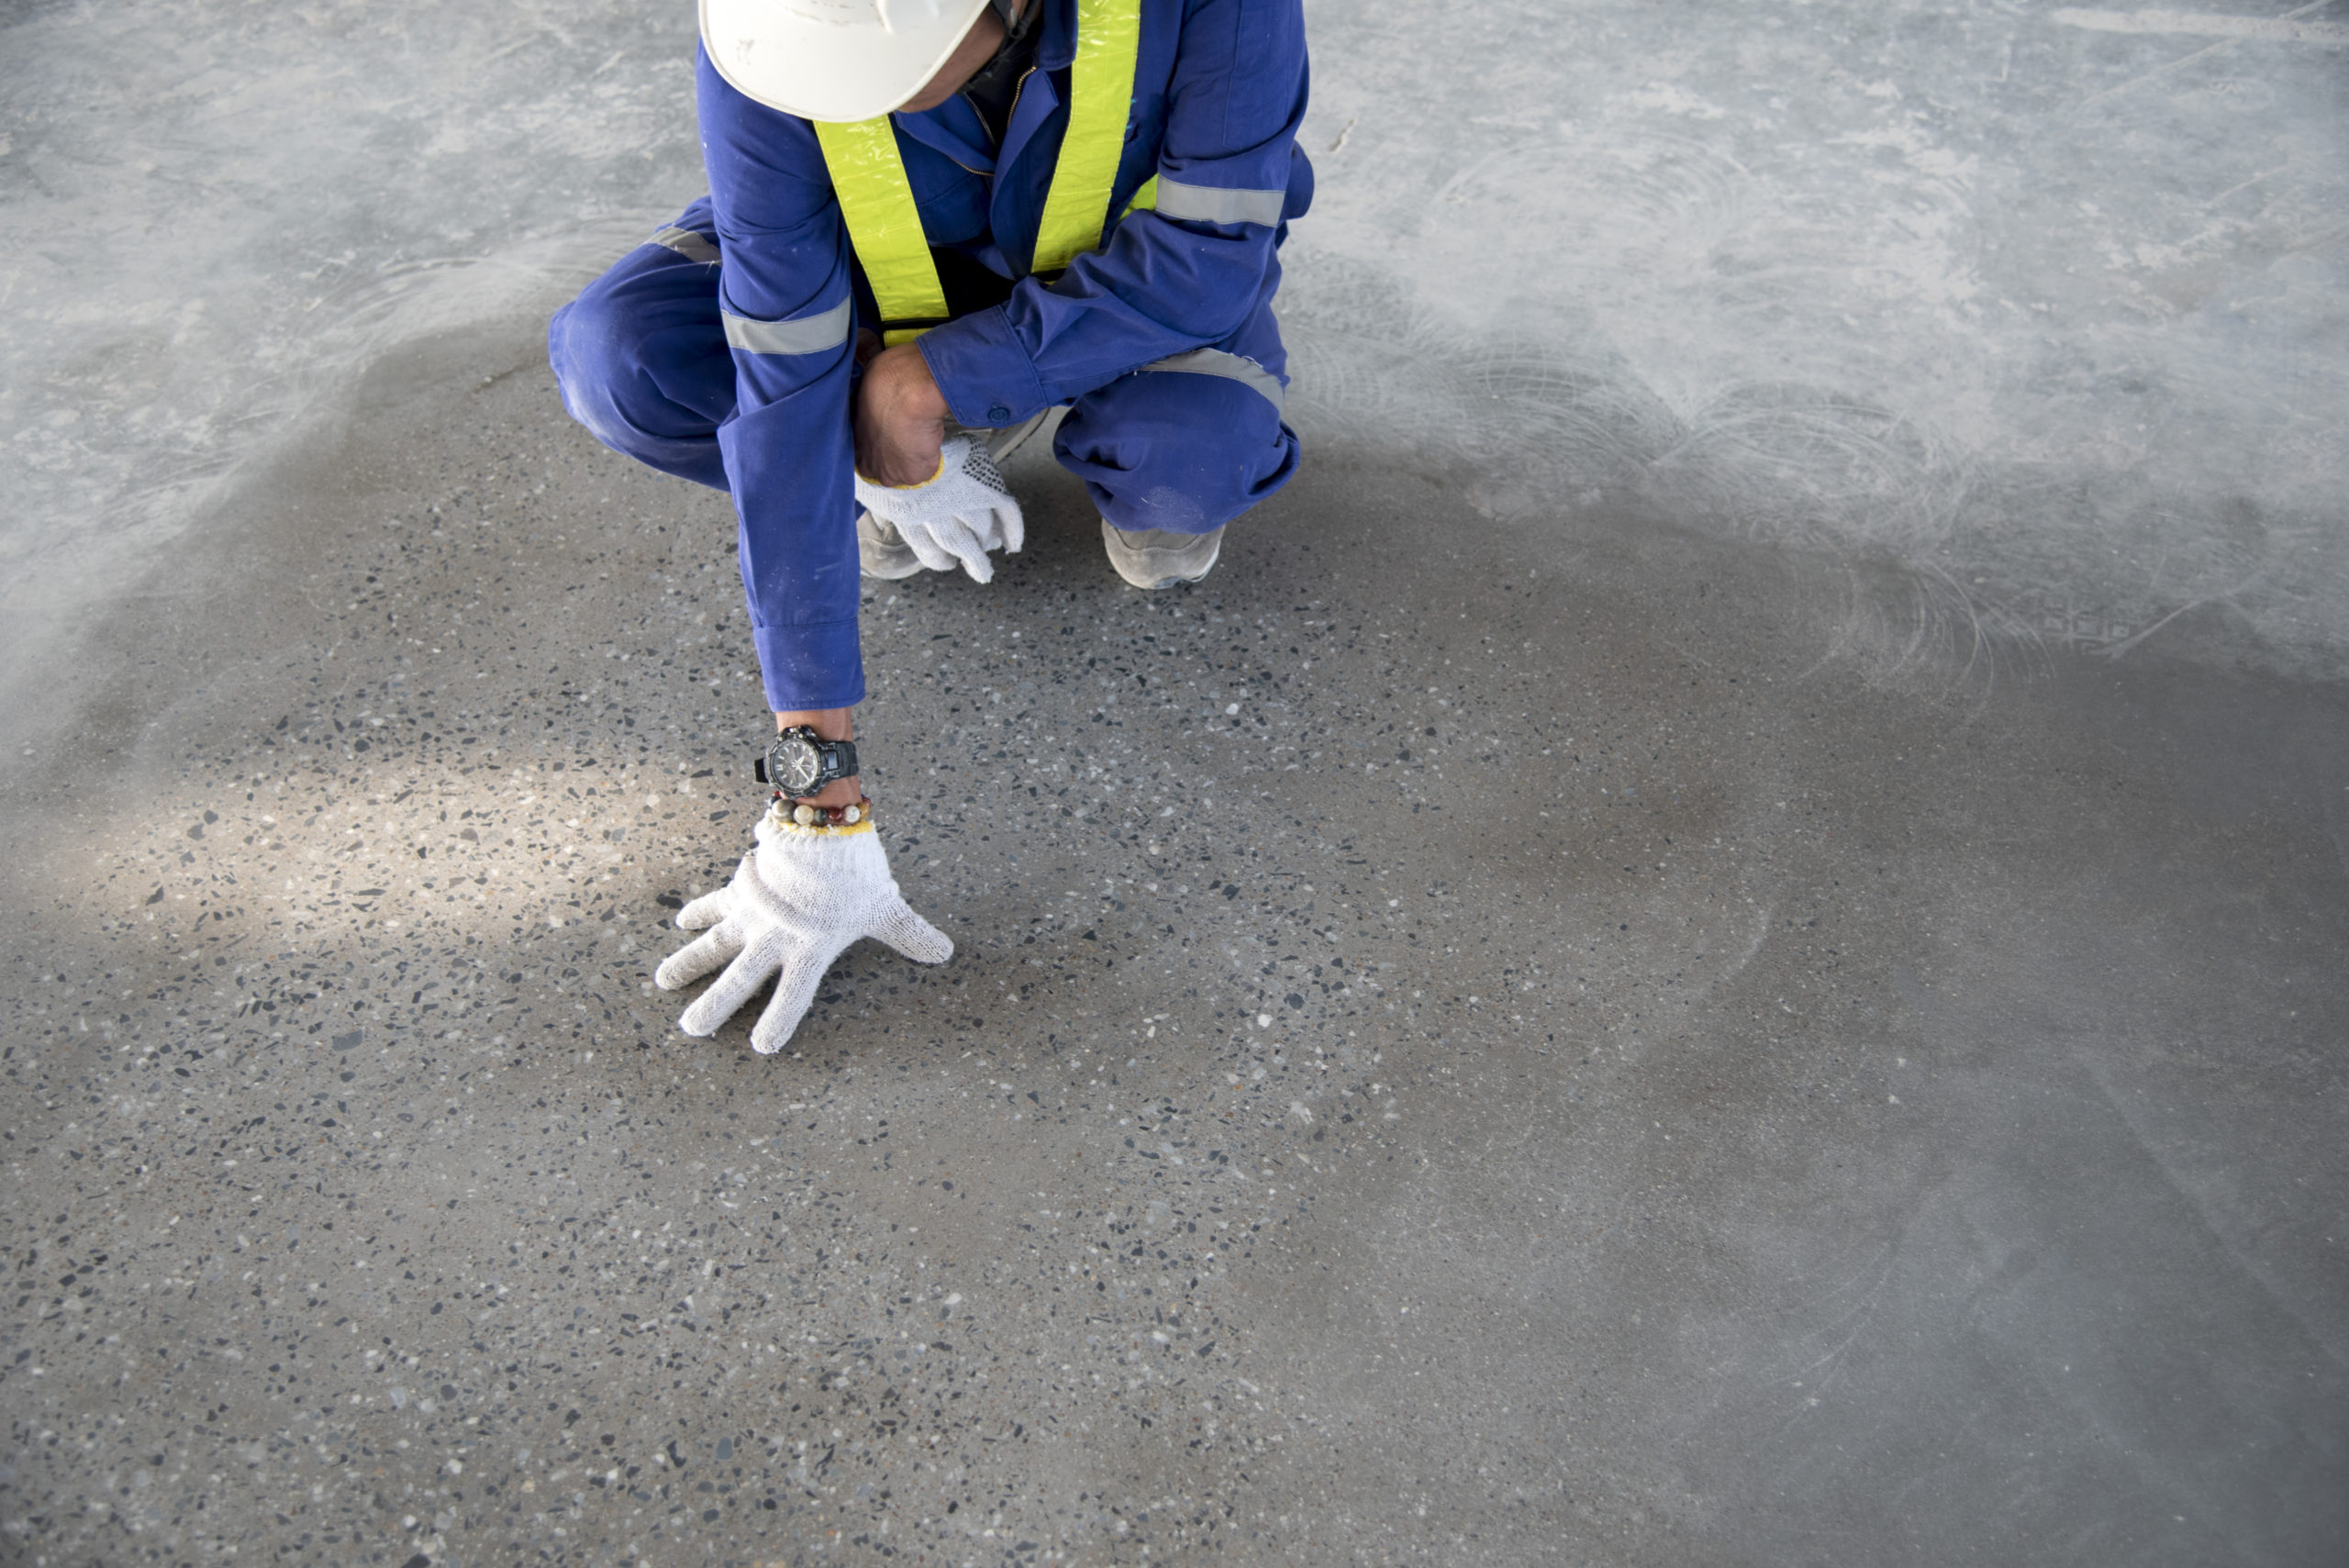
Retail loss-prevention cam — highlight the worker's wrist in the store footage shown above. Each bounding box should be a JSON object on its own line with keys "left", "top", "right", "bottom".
{"left": 775, "top": 707, "right": 853, "bottom": 742}
{"left": 869, "top": 344, "right": 949, "bottom": 421}
{"left": 790, "top": 776, "right": 863, "bottom": 808}
{"left": 853, "top": 348, "right": 950, "bottom": 486}
{"left": 912, "top": 306, "right": 1054, "bottom": 430}
{"left": 774, "top": 707, "right": 860, "bottom": 806}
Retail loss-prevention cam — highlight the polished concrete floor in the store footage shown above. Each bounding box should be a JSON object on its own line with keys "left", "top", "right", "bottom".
{"left": 3, "top": 323, "right": 2343, "bottom": 1566}
{"left": 6, "top": 0, "right": 2348, "bottom": 1563}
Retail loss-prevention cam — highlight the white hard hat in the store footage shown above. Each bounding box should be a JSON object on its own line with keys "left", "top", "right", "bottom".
{"left": 701, "top": 0, "right": 994, "bottom": 123}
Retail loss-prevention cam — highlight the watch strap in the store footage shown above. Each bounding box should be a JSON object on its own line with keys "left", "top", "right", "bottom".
{"left": 816, "top": 736, "right": 859, "bottom": 784}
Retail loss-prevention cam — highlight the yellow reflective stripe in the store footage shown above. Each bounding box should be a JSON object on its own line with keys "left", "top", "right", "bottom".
{"left": 1119, "top": 173, "right": 1159, "bottom": 221}
{"left": 811, "top": 117, "right": 948, "bottom": 333}
{"left": 1031, "top": 0, "right": 1143, "bottom": 274}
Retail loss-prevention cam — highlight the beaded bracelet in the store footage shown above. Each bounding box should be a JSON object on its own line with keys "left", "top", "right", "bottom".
{"left": 766, "top": 793, "right": 874, "bottom": 831}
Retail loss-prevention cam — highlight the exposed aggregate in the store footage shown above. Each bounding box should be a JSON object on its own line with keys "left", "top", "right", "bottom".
{"left": 6, "top": 349, "right": 2343, "bottom": 1568}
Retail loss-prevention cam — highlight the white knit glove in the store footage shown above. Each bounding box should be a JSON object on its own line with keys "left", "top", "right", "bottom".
{"left": 853, "top": 435, "right": 1024, "bottom": 583}
{"left": 654, "top": 806, "right": 952, "bottom": 1054}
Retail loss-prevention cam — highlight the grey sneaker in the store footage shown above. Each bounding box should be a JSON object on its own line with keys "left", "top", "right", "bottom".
{"left": 1102, "top": 521, "right": 1224, "bottom": 589}
{"left": 856, "top": 508, "right": 925, "bottom": 579}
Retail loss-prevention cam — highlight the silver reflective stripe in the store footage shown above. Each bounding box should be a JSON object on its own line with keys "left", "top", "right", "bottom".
{"left": 1141, "top": 348, "right": 1286, "bottom": 413}
{"left": 723, "top": 297, "right": 853, "bottom": 356}
{"left": 652, "top": 226, "right": 720, "bottom": 263}
{"left": 1150, "top": 176, "right": 1286, "bottom": 228}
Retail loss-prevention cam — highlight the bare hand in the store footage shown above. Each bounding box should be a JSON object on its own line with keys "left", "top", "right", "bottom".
{"left": 853, "top": 343, "right": 950, "bottom": 488}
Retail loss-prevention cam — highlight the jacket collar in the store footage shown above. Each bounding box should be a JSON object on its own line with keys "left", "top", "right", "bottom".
{"left": 896, "top": 97, "right": 996, "bottom": 173}
{"left": 1032, "top": 0, "right": 1078, "bottom": 71}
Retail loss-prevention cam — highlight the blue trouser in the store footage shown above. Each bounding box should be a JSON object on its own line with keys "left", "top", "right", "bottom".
{"left": 548, "top": 206, "right": 1300, "bottom": 539}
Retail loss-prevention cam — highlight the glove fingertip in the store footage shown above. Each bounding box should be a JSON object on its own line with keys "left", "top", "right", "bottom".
{"left": 676, "top": 892, "right": 729, "bottom": 929}
{"left": 904, "top": 530, "right": 956, "bottom": 573}
{"left": 655, "top": 949, "right": 708, "bottom": 991}
{"left": 750, "top": 981, "right": 823, "bottom": 1056}
{"left": 679, "top": 980, "right": 755, "bottom": 1035}
{"left": 878, "top": 903, "right": 954, "bottom": 965}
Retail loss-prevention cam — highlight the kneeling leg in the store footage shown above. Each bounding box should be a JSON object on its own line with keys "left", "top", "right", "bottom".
{"left": 547, "top": 206, "right": 736, "bottom": 492}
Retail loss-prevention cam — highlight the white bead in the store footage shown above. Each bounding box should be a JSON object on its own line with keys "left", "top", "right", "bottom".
{"left": 842, "top": 805, "right": 862, "bottom": 825}
{"left": 793, "top": 803, "right": 818, "bottom": 826}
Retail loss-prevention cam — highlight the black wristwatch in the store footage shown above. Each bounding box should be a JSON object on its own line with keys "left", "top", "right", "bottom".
{"left": 757, "top": 727, "right": 859, "bottom": 798}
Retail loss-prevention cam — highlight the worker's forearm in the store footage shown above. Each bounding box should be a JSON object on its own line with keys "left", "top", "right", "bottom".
{"left": 774, "top": 706, "right": 862, "bottom": 806}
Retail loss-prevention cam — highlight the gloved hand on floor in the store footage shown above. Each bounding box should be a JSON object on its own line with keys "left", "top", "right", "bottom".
{"left": 853, "top": 434, "right": 1024, "bottom": 583}
{"left": 655, "top": 801, "right": 952, "bottom": 1054}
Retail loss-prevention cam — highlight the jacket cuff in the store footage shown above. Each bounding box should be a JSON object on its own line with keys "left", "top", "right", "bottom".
{"left": 918, "top": 306, "right": 1056, "bottom": 428}
{"left": 753, "top": 617, "right": 866, "bottom": 714}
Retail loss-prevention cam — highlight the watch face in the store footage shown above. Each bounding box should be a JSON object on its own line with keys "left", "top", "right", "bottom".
{"left": 777, "top": 735, "right": 822, "bottom": 793}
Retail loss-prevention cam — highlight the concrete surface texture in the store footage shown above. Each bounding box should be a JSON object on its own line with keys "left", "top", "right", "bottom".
{"left": 4, "top": 2, "right": 2346, "bottom": 1566}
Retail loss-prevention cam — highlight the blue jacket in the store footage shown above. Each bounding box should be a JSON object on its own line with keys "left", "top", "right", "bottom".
{"left": 698, "top": 0, "right": 1312, "bottom": 711}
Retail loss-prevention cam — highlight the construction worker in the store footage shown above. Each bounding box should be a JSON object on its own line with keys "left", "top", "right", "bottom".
{"left": 547, "top": 0, "right": 1311, "bottom": 1053}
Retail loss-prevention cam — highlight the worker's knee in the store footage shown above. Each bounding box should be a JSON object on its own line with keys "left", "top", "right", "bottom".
{"left": 547, "top": 238, "right": 734, "bottom": 488}
{"left": 546, "top": 286, "right": 640, "bottom": 452}
{"left": 1055, "top": 362, "right": 1298, "bottom": 535}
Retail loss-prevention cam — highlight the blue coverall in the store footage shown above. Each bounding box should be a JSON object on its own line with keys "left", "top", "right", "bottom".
{"left": 548, "top": 0, "right": 1312, "bottom": 714}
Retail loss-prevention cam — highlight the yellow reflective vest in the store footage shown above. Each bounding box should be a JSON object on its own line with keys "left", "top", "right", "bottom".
{"left": 811, "top": 0, "right": 1159, "bottom": 347}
